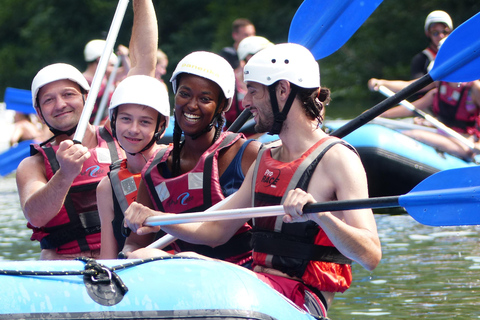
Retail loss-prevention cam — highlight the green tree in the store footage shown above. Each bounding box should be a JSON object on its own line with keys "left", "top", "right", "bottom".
{"left": 0, "top": 0, "right": 478, "bottom": 120}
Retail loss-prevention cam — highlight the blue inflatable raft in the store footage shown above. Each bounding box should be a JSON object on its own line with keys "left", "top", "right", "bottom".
{"left": 0, "top": 257, "right": 317, "bottom": 319}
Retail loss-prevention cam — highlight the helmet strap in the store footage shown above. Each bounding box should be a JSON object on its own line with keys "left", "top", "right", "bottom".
{"left": 267, "top": 83, "right": 298, "bottom": 135}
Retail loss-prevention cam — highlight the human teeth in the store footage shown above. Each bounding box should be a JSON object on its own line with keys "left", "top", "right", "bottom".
{"left": 184, "top": 113, "right": 200, "bottom": 120}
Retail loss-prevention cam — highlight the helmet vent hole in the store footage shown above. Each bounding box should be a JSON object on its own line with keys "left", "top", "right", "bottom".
{"left": 271, "top": 59, "right": 276, "bottom": 63}
{"left": 284, "top": 59, "right": 289, "bottom": 64}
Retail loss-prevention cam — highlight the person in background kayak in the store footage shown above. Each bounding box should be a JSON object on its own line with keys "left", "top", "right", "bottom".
{"left": 121, "top": 50, "right": 261, "bottom": 267}
{"left": 368, "top": 73, "right": 480, "bottom": 160}
{"left": 124, "top": 43, "right": 382, "bottom": 318}
{"left": 97, "top": 0, "right": 170, "bottom": 259}
{"left": 411, "top": 10, "right": 453, "bottom": 79}
{"left": 15, "top": 0, "right": 156, "bottom": 260}
{"left": 219, "top": 18, "right": 256, "bottom": 129}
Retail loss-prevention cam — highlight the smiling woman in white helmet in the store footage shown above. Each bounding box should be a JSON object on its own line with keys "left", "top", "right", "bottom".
{"left": 122, "top": 51, "right": 261, "bottom": 266}
{"left": 97, "top": 75, "right": 170, "bottom": 259}
{"left": 411, "top": 10, "right": 453, "bottom": 79}
{"left": 123, "top": 43, "right": 381, "bottom": 318}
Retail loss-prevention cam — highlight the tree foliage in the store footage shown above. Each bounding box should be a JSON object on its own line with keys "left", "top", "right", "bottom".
{"left": 0, "top": 0, "right": 478, "bottom": 118}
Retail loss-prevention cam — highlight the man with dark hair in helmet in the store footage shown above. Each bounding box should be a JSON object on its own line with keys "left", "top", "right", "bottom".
{"left": 124, "top": 43, "right": 381, "bottom": 317}
{"left": 15, "top": 0, "right": 156, "bottom": 260}
{"left": 219, "top": 18, "right": 256, "bottom": 129}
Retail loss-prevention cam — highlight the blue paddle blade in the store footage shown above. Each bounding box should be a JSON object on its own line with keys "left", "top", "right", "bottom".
{"left": 288, "top": 0, "right": 383, "bottom": 60}
{"left": 399, "top": 166, "right": 480, "bottom": 227}
{"left": 430, "top": 12, "right": 480, "bottom": 82}
{"left": 0, "top": 139, "right": 33, "bottom": 176}
{"left": 4, "top": 87, "right": 35, "bottom": 114}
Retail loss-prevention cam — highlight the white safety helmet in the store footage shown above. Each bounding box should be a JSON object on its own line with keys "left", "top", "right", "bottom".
{"left": 170, "top": 51, "right": 235, "bottom": 112}
{"left": 109, "top": 75, "right": 170, "bottom": 127}
{"left": 31, "top": 63, "right": 90, "bottom": 109}
{"left": 84, "top": 39, "right": 118, "bottom": 64}
{"left": 237, "top": 36, "right": 274, "bottom": 62}
{"left": 424, "top": 10, "right": 453, "bottom": 33}
{"left": 243, "top": 43, "right": 320, "bottom": 88}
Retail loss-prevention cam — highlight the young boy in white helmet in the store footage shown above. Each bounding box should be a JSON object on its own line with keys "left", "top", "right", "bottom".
{"left": 124, "top": 43, "right": 381, "bottom": 317}
{"left": 411, "top": 10, "right": 453, "bottom": 79}
{"left": 122, "top": 51, "right": 261, "bottom": 266}
{"left": 97, "top": 75, "right": 170, "bottom": 259}
{"left": 15, "top": 0, "right": 155, "bottom": 260}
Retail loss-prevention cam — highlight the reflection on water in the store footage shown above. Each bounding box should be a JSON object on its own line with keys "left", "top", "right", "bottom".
{"left": 1, "top": 175, "right": 480, "bottom": 318}
{"left": 0, "top": 174, "right": 40, "bottom": 260}
{"left": 329, "top": 214, "right": 480, "bottom": 319}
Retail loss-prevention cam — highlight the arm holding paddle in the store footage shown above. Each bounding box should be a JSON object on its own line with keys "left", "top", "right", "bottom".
{"left": 282, "top": 144, "right": 381, "bottom": 271}
{"left": 17, "top": 140, "right": 91, "bottom": 227}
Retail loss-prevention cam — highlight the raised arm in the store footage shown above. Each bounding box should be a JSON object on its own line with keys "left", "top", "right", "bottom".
{"left": 127, "top": 0, "right": 158, "bottom": 77}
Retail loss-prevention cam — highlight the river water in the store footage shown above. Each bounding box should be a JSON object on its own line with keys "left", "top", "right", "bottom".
{"left": 1, "top": 172, "right": 480, "bottom": 319}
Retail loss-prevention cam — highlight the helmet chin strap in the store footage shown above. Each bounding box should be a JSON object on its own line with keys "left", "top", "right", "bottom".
{"left": 267, "top": 83, "right": 298, "bottom": 135}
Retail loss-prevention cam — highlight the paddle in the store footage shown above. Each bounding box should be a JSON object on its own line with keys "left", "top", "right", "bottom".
{"left": 378, "top": 85, "right": 480, "bottom": 153}
{"left": 73, "top": 0, "right": 129, "bottom": 143}
{"left": 331, "top": 11, "right": 480, "bottom": 138}
{"left": 143, "top": 166, "right": 480, "bottom": 228}
{"left": 288, "top": 0, "right": 383, "bottom": 60}
{"left": 4, "top": 88, "right": 35, "bottom": 114}
{"left": 227, "top": 108, "right": 252, "bottom": 133}
{"left": 93, "top": 57, "right": 121, "bottom": 126}
{"left": 146, "top": 193, "right": 236, "bottom": 250}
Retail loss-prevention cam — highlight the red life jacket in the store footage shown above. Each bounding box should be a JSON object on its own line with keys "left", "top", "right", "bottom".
{"left": 108, "top": 158, "right": 142, "bottom": 251}
{"left": 28, "top": 127, "right": 123, "bottom": 254}
{"left": 422, "top": 47, "right": 436, "bottom": 65}
{"left": 142, "top": 132, "right": 252, "bottom": 265}
{"left": 251, "top": 137, "right": 353, "bottom": 293}
{"left": 433, "top": 81, "right": 479, "bottom": 136}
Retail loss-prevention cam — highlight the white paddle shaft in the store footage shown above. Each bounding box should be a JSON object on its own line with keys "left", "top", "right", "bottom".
{"left": 74, "top": 0, "right": 129, "bottom": 142}
{"left": 378, "top": 85, "right": 476, "bottom": 150}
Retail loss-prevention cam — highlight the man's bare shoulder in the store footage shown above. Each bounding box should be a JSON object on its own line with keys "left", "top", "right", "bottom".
{"left": 16, "top": 153, "right": 46, "bottom": 183}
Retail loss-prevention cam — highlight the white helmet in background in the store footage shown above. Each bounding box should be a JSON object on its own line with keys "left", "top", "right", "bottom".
{"left": 31, "top": 63, "right": 90, "bottom": 109}
{"left": 170, "top": 51, "right": 235, "bottom": 112}
{"left": 109, "top": 75, "right": 170, "bottom": 126}
{"left": 424, "top": 10, "right": 453, "bottom": 33}
{"left": 243, "top": 43, "right": 320, "bottom": 88}
{"left": 237, "top": 36, "right": 274, "bottom": 61}
{"left": 84, "top": 39, "right": 118, "bottom": 64}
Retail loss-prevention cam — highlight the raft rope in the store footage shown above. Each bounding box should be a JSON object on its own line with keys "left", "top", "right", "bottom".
{"left": 0, "top": 255, "right": 197, "bottom": 286}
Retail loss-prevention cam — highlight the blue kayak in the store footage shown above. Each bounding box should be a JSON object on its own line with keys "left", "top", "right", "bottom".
{"left": 0, "top": 257, "right": 316, "bottom": 319}
{"left": 0, "top": 139, "right": 33, "bottom": 176}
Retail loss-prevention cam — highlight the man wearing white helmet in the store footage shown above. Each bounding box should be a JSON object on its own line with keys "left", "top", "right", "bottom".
{"left": 411, "top": 10, "right": 453, "bottom": 79}
{"left": 122, "top": 51, "right": 261, "bottom": 266}
{"left": 15, "top": 0, "right": 156, "bottom": 260}
{"left": 124, "top": 43, "right": 381, "bottom": 317}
